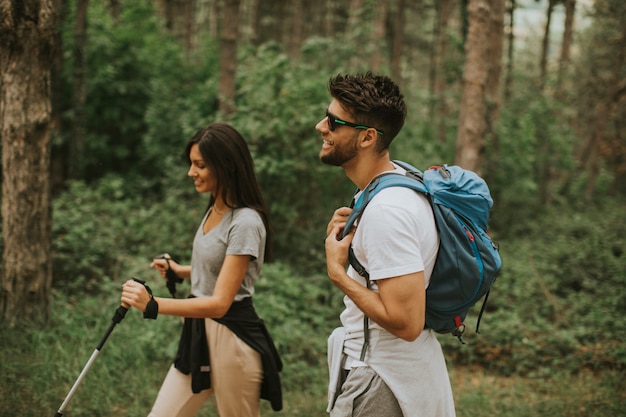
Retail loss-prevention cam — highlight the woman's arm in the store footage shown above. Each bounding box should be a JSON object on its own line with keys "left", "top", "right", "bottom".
{"left": 123, "top": 254, "right": 250, "bottom": 318}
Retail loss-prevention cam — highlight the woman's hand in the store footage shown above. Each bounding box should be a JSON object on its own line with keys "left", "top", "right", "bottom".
{"left": 150, "top": 253, "right": 181, "bottom": 280}
{"left": 121, "top": 279, "right": 152, "bottom": 312}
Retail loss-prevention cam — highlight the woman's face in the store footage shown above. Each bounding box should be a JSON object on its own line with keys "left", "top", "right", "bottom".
{"left": 187, "top": 144, "right": 216, "bottom": 194}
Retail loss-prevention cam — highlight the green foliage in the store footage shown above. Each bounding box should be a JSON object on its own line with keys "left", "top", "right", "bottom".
{"left": 52, "top": 175, "right": 200, "bottom": 292}
{"left": 7, "top": 1, "right": 623, "bottom": 414}
{"left": 485, "top": 80, "right": 579, "bottom": 233}
{"left": 3, "top": 164, "right": 626, "bottom": 415}
{"left": 80, "top": 1, "right": 166, "bottom": 178}
{"left": 4, "top": 199, "right": 626, "bottom": 415}
{"left": 231, "top": 40, "right": 359, "bottom": 270}
{"left": 51, "top": 166, "right": 625, "bottom": 378}
{"left": 254, "top": 263, "right": 343, "bottom": 391}
{"left": 451, "top": 366, "right": 625, "bottom": 417}
{"left": 439, "top": 198, "right": 626, "bottom": 376}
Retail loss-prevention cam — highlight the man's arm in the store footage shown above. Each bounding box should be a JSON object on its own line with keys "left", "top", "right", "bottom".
{"left": 325, "top": 223, "right": 426, "bottom": 341}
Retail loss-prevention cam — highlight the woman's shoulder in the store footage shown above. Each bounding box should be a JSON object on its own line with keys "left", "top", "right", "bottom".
{"left": 232, "top": 207, "right": 263, "bottom": 224}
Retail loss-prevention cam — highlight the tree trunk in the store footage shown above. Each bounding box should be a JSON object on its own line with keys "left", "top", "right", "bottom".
{"left": 391, "top": 0, "right": 405, "bottom": 82}
{"left": 370, "top": 0, "right": 388, "bottom": 72}
{"left": 289, "top": 0, "right": 304, "bottom": 60}
{"left": 156, "top": 0, "right": 174, "bottom": 30}
{"left": 249, "top": 0, "right": 260, "bottom": 45}
{"left": 557, "top": 0, "right": 576, "bottom": 89}
{"left": 0, "top": 0, "right": 57, "bottom": 326}
{"left": 485, "top": 0, "right": 504, "bottom": 133}
{"left": 583, "top": 54, "right": 626, "bottom": 200}
{"left": 182, "top": 0, "right": 196, "bottom": 54}
{"left": 218, "top": 0, "right": 240, "bottom": 115}
{"left": 484, "top": 0, "right": 505, "bottom": 186}
{"left": 429, "top": 0, "right": 453, "bottom": 143}
{"left": 50, "top": 0, "right": 66, "bottom": 195}
{"left": 539, "top": 0, "right": 555, "bottom": 90}
{"left": 208, "top": 0, "right": 219, "bottom": 40}
{"left": 69, "top": 0, "right": 89, "bottom": 179}
{"left": 240, "top": 0, "right": 259, "bottom": 45}
{"left": 346, "top": 0, "right": 363, "bottom": 38}
{"left": 155, "top": 0, "right": 197, "bottom": 53}
{"left": 108, "top": 0, "right": 121, "bottom": 23}
{"left": 504, "top": 0, "right": 515, "bottom": 102}
{"left": 455, "top": 0, "right": 504, "bottom": 173}
{"left": 324, "top": 0, "right": 337, "bottom": 38}
{"left": 460, "top": 0, "right": 469, "bottom": 44}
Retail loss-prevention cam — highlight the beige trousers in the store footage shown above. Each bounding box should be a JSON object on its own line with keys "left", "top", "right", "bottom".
{"left": 148, "top": 318, "right": 262, "bottom": 417}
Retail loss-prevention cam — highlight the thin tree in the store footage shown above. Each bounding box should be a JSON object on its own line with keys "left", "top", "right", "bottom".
{"left": 182, "top": 0, "right": 197, "bottom": 53}
{"left": 429, "top": 0, "right": 454, "bottom": 143}
{"left": 370, "top": 0, "right": 388, "bottom": 72}
{"left": 580, "top": 32, "right": 626, "bottom": 200}
{"left": 455, "top": 0, "right": 505, "bottom": 173}
{"left": 560, "top": 0, "right": 626, "bottom": 199}
{"left": 503, "top": 0, "right": 515, "bottom": 102}
{"left": 218, "top": 0, "right": 240, "bottom": 115}
{"left": 69, "top": 0, "right": 89, "bottom": 179}
{"left": 557, "top": 0, "right": 576, "bottom": 90}
{"left": 0, "top": 0, "right": 58, "bottom": 326}
{"left": 324, "top": 0, "right": 338, "bottom": 38}
{"left": 484, "top": 0, "right": 505, "bottom": 141}
{"left": 50, "top": 0, "right": 66, "bottom": 194}
{"left": 346, "top": 0, "right": 364, "bottom": 70}
{"left": 289, "top": 0, "right": 304, "bottom": 60}
{"left": 539, "top": 0, "right": 557, "bottom": 90}
{"left": 239, "top": 0, "right": 260, "bottom": 46}
{"left": 108, "top": 0, "right": 121, "bottom": 23}
{"left": 391, "top": 0, "right": 405, "bottom": 82}
{"left": 208, "top": 0, "right": 219, "bottom": 40}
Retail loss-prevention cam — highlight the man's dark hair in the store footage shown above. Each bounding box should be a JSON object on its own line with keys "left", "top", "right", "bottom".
{"left": 328, "top": 72, "right": 407, "bottom": 151}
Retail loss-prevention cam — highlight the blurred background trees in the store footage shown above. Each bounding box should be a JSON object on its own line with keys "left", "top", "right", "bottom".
{"left": 1, "top": 1, "right": 624, "bottom": 414}
{"left": 1, "top": 0, "right": 624, "bottom": 338}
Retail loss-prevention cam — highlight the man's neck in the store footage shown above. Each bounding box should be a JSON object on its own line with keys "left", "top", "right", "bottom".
{"left": 344, "top": 153, "right": 395, "bottom": 190}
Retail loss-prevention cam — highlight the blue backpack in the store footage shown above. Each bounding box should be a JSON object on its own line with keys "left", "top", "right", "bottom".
{"left": 342, "top": 160, "right": 502, "bottom": 348}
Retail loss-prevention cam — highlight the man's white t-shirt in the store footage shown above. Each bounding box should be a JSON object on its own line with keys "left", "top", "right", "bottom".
{"left": 340, "top": 164, "right": 439, "bottom": 333}
{"left": 327, "top": 163, "right": 457, "bottom": 417}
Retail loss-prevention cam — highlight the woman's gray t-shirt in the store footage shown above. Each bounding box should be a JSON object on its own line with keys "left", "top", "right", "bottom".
{"left": 190, "top": 207, "right": 266, "bottom": 301}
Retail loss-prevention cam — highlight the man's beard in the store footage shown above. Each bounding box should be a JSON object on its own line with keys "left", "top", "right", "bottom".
{"left": 320, "top": 132, "right": 359, "bottom": 166}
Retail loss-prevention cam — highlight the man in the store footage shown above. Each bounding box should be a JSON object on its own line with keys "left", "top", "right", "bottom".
{"left": 317, "top": 73, "right": 456, "bottom": 417}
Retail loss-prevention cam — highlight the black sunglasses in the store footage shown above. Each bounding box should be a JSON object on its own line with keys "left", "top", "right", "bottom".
{"left": 326, "top": 110, "right": 384, "bottom": 136}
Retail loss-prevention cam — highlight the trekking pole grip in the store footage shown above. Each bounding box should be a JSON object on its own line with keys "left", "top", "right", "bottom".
{"left": 112, "top": 304, "right": 129, "bottom": 324}
{"left": 155, "top": 254, "right": 183, "bottom": 298}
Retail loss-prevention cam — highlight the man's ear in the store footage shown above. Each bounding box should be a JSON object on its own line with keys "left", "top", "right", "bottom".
{"left": 359, "top": 128, "right": 379, "bottom": 149}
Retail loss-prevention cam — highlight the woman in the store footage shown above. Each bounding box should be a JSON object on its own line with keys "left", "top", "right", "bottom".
{"left": 121, "top": 123, "right": 282, "bottom": 417}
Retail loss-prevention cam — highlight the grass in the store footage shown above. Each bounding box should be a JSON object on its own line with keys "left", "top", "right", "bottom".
{"left": 1, "top": 288, "right": 624, "bottom": 417}
{"left": 450, "top": 366, "right": 625, "bottom": 417}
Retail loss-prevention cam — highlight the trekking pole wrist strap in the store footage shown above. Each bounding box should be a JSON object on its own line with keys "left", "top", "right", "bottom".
{"left": 142, "top": 283, "right": 158, "bottom": 320}
{"left": 132, "top": 277, "right": 159, "bottom": 319}
{"left": 144, "top": 296, "right": 158, "bottom": 320}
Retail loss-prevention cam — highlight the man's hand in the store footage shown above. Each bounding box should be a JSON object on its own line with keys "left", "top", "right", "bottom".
{"left": 325, "top": 223, "right": 355, "bottom": 285}
{"left": 325, "top": 207, "right": 353, "bottom": 238}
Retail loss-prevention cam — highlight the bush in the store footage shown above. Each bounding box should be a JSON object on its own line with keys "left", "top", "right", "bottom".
{"left": 440, "top": 198, "right": 626, "bottom": 375}
{"left": 52, "top": 175, "right": 201, "bottom": 292}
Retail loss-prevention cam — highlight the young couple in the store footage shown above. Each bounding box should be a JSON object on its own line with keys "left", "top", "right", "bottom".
{"left": 121, "top": 73, "right": 455, "bottom": 417}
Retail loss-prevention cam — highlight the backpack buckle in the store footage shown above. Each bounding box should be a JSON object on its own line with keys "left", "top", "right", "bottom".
{"left": 452, "top": 324, "right": 467, "bottom": 344}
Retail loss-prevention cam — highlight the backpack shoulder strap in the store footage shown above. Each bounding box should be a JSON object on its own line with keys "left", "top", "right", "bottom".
{"left": 339, "top": 165, "right": 429, "bottom": 361}
{"left": 342, "top": 171, "right": 429, "bottom": 239}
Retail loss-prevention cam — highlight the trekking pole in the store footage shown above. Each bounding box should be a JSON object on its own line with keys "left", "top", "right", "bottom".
{"left": 155, "top": 253, "right": 183, "bottom": 298}
{"left": 53, "top": 303, "right": 129, "bottom": 417}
